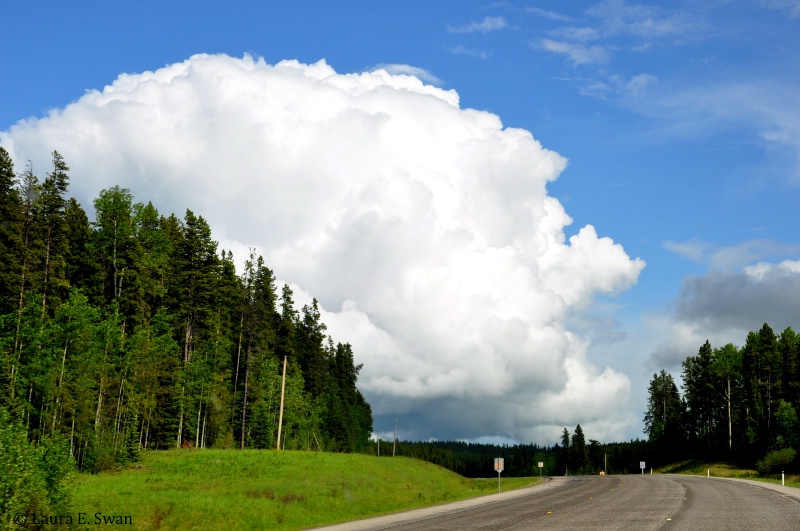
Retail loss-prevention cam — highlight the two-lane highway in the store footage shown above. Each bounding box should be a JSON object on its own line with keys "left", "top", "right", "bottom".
{"left": 314, "top": 475, "right": 800, "bottom": 530}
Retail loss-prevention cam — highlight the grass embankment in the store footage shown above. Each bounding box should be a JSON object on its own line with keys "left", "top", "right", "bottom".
{"left": 657, "top": 460, "right": 800, "bottom": 489}
{"left": 72, "top": 450, "right": 542, "bottom": 530}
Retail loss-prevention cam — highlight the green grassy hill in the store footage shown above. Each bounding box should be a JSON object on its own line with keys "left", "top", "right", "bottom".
{"left": 71, "top": 450, "right": 542, "bottom": 530}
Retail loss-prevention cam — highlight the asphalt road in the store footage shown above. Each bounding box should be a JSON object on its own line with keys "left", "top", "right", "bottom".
{"left": 313, "top": 475, "right": 800, "bottom": 530}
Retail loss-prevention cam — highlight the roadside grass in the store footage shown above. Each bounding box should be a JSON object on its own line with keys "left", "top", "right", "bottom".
{"left": 71, "top": 450, "right": 542, "bottom": 530}
{"left": 656, "top": 460, "right": 800, "bottom": 489}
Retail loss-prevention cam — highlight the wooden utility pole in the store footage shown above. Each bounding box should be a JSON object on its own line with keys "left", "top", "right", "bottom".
{"left": 393, "top": 416, "right": 398, "bottom": 457}
{"left": 276, "top": 356, "right": 287, "bottom": 450}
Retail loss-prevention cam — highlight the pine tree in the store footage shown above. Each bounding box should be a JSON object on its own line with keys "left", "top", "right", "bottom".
{"left": 37, "top": 151, "right": 70, "bottom": 317}
{"left": 572, "top": 424, "right": 588, "bottom": 474}
{"left": 742, "top": 324, "right": 780, "bottom": 456}
{"left": 712, "top": 343, "right": 743, "bottom": 453}
{"left": 92, "top": 186, "right": 135, "bottom": 307}
{"left": 297, "top": 299, "right": 328, "bottom": 397}
{"left": 778, "top": 328, "right": 798, "bottom": 409}
{"left": 63, "top": 198, "right": 98, "bottom": 300}
{"left": 0, "top": 147, "right": 23, "bottom": 315}
{"left": 644, "top": 370, "right": 685, "bottom": 464}
{"left": 14, "top": 162, "right": 41, "bottom": 356}
{"left": 559, "top": 427, "right": 570, "bottom": 474}
{"left": 682, "top": 340, "right": 716, "bottom": 454}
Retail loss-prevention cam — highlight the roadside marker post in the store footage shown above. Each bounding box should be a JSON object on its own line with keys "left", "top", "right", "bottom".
{"left": 538, "top": 461, "right": 544, "bottom": 478}
{"left": 494, "top": 458, "right": 504, "bottom": 493}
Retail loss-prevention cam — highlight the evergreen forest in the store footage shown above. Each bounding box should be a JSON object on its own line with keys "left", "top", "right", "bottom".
{"left": 0, "top": 148, "right": 374, "bottom": 474}
{"left": 645, "top": 323, "right": 800, "bottom": 474}
{"left": 376, "top": 425, "right": 651, "bottom": 478}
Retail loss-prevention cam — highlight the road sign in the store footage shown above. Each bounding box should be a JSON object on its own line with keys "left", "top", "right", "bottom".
{"left": 494, "top": 458, "right": 504, "bottom": 472}
{"left": 538, "top": 462, "right": 544, "bottom": 468}
{"left": 495, "top": 458, "right": 504, "bottom": 493}
{"left": 640, "top": 461, "right": 645, "bottom": 474}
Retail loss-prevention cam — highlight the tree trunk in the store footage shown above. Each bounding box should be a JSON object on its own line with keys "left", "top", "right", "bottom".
{"left": 201, "top": 407, "right": 207, "bottom": 448}
{"left": 727, "top": 378, "right": 732, "bottom": 451}
{"left": 195, "top": 401, "right": 202, "bottom": 448}
{"left": 184, "top": 319, "right": 192, "bottom": 364}
{"left": 95, "top": 377, "right": 104, "bottom": 431}
{"left": 41, "top": 225, "right": 52, "bottom": 319}
{"left": 240, "top": 348, "right": 250, "bottom": 450}
{"left": 231, "top": 311, "right": 244, "bottom": 427}
{"left": 70, "top": 415, "right": 75, "bottom": 458}
{"left": 176, "top": 382, "right": 185, "bottom": 448}
{"left": 113, "top": 374, "right": 125, "bottom": 446}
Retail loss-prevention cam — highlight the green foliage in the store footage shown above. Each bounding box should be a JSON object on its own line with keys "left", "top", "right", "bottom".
{"left": 571, "top": 424, "right": 588, "bottom": 474}
{"left": 756, "top": 448, "right": 796, "bottom": 475}
{"left": 643, "top": 369, "right": 685, "bottom": 465}
{"left": 0, "top": 147, "right": 23, "bottom": 315}
{"left": 0, "top": 407, "right": 73, "bottom": 527}
{"left": 774, "top": 399, "right": 799, "bottom": 449}
{"left": 383, "top": 433, "right": 647, "bottom": 478}
{"left": 2, "top": 150, "right": 373, "bottom": 481}
{"left": 649, "top": 323, "right": 800, "bottom": 474}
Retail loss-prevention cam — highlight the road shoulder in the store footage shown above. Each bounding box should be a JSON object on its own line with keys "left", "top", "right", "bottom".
{"left": 311, "top": 476, "right": 575, "bottom": 530}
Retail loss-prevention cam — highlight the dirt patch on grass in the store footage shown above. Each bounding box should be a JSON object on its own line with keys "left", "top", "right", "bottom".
{"left": 280, "top": 493, "right": 307, "bottom": 505}
{"left": 245, "top": 489, "right": 275, "bottom": 499}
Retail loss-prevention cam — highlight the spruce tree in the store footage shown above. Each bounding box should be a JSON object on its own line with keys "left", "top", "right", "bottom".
{"left": 572, "top": 425, "right": 587, "bottom": 474}
{"left": 0, "top": 147, "right": 22, "bottom": 315}
{"left": 37, "top": 151, "right": 70, "bottom": 316}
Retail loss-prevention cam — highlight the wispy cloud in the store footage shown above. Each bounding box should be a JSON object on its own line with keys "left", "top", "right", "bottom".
{"left": 551, "top": 26, "right": 601, "bottom": 42}
{"left": 448, "top": 16, "right": 507, "bottom": 34}
{"left": 449, "top": 46, "right": 490, "bottom": 59}
{"left": 533, "top": 1, "right": 697, "bottom": 74}
{"left": 524, "top": 7, "right": 572, "bottom": 21}
{"left": 586, "top": 0, "right": 696, "bottom": 38}
{"left": 536, "top": 39, "right": 610, "bottom": 66}
{"left": 663, "top": 238, "right": 800, "bottom": 269}
{"left": 759, "top": 0, "right": 800, "bottom": 18}
{"left": 369, "top": 63, "right": 443, "bottom": 85}
{"left": 579, "top": 73, "right": 658, "bottom": 98}
{"left": 623, "top": 73, "right": 658, "bottom": 96}
{"left": 642, "top": 82, "right": 800, "bottom": 181}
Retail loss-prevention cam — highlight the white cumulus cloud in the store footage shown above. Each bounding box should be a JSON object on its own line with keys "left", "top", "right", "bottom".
{"left": 0, "top": 53, "right": 645, "bottom": 443}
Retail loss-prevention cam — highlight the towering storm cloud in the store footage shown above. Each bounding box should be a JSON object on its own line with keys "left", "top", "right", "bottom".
{"left": 1, "top": 54, "right": 645, "bottom": 443}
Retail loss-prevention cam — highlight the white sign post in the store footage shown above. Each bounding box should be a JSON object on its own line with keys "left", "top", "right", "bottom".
{"left": 640, "top": 461, "right": 645, "bottom": 475}
{"left": 538, "top": 461, "right": 544, "bottom": 478}
{"left": 494, "top": 458, "right": 504, "bottom": 493}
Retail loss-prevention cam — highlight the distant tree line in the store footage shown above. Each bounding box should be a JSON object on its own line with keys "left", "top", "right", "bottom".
{"left": 0, "top": 148, "right": 373, "bottom": 473}
{"left": 645, "top": 323, "right": 800, "bottom": 474}
{"left": 376, "top": 426, "right": 652, "bottom": 478}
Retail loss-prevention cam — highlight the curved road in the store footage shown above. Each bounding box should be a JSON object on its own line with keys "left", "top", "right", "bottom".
{"left": 314, "top": 475, "right": 800, "bottom": 530}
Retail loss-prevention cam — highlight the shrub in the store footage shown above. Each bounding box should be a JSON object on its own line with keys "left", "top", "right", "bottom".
{"left": 756, "top": 448, "right": 796, "bottom": 476}
{"left": 0, "top": 407, "right": 73, "bottom": 528}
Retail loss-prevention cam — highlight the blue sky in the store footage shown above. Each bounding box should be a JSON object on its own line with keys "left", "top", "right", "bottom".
{"left": 3, "top": 1, "right": 800, "bottom": 443}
